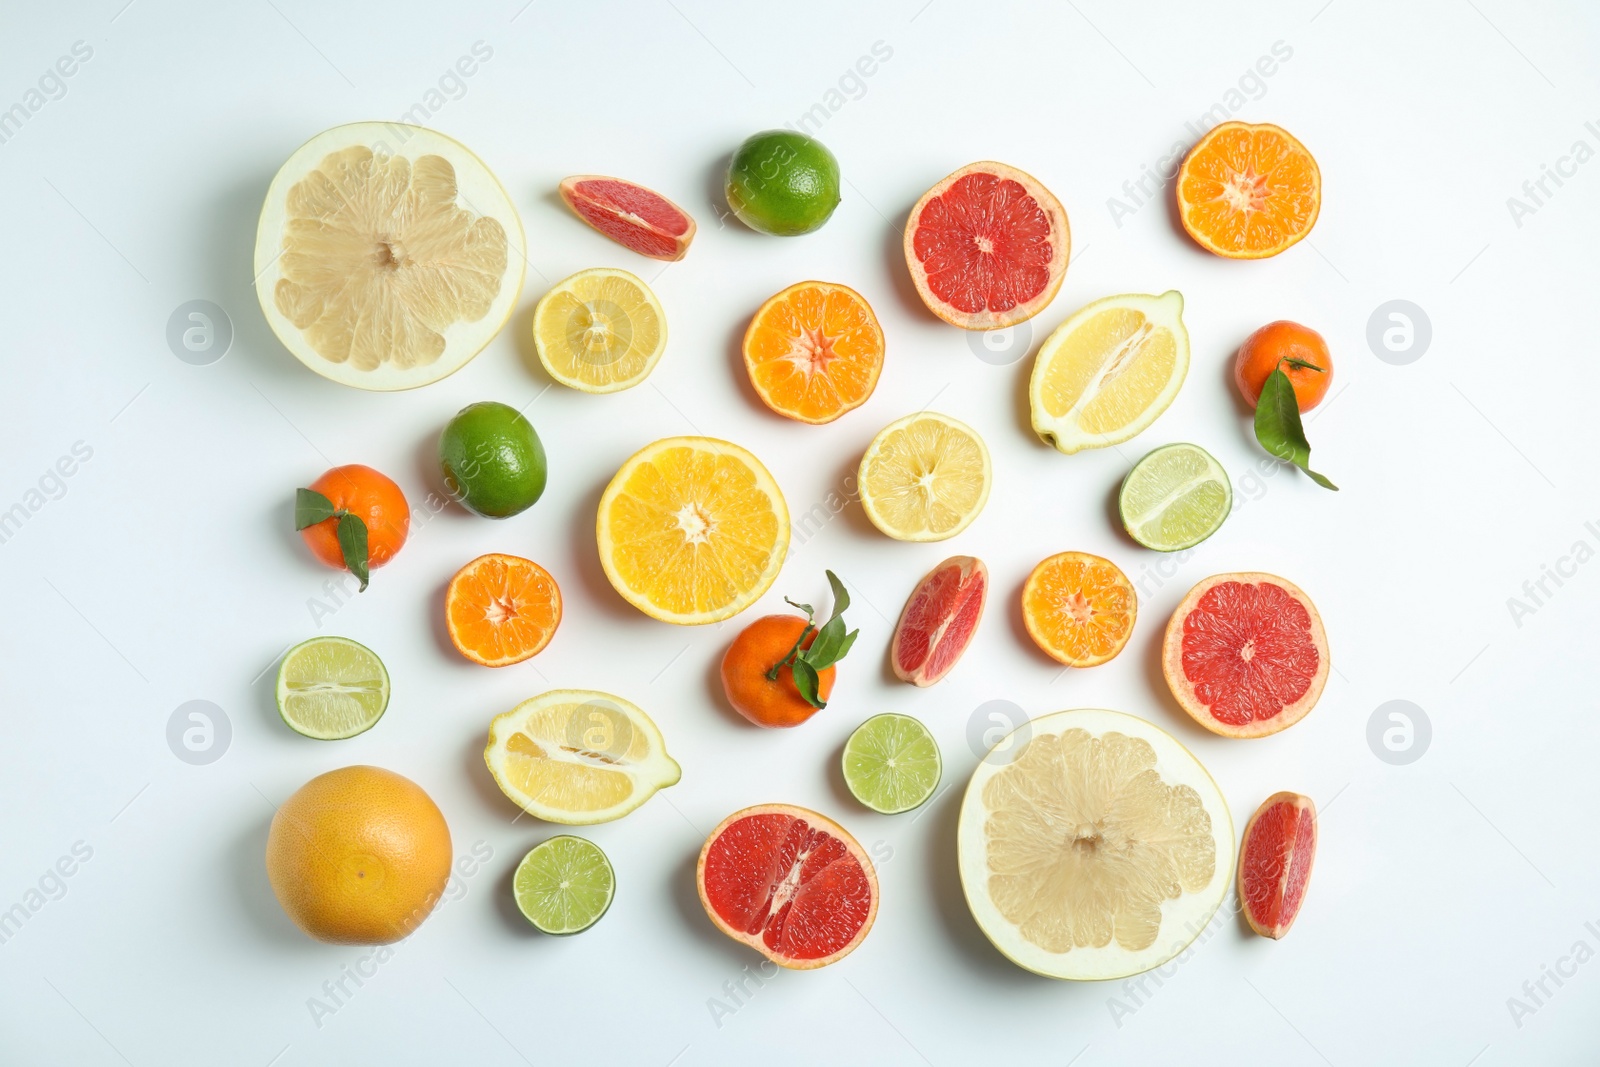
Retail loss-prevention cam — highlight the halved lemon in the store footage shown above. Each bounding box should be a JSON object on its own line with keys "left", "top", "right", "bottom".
{"left": 533, "top": 268, "right": 666, "bottom": 393}
{"left": 484, "top": 690, "right": 681, "bottom": 824}
{"left": 254, "top": 122, "right": 525, "bottom": 391}
{"left": 959, "top": 708, "right": 1232, "bottom": 980}
{"left": 596, "top": 437, "right": 789, "bottom": 625}
{"left": 1029, "top": 291, "right": 1190, "bottom": 454}
{"left": 858, "top": 412, "right": 991, "bottom": 541}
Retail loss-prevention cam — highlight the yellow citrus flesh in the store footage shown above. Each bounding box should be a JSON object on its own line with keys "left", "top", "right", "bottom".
{"left": 858, "top": 412, "right": 991, "bottom": 542}
{"left": 534, "top": 268, "right": 666, "bottom": 393}
{"left": 597, "top": 438, "right": 789, "bottom": 625}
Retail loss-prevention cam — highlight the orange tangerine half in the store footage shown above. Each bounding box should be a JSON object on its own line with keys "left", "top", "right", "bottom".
{"left": 1021, "top": 551, "right": 1136, "bottom": 668}
{"left": 1176, "top": 121, "right": 1320, "bottom": 260}
{"left": 743, "top": 281, "right": 884, "bottom": 424}
{"left": 445, "top": 553, "right": 562, "bottom": 667}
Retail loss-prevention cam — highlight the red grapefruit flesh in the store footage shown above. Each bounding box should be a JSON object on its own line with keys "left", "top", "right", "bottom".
{"left": 558, "top": 175, "right": 696, "bottom": 261}
{"left": 1239, "top": 791, "right": 1317, "bottom": 939}
{"left": 891, "top": 556, "right": 987, "bottom": 686}
{"left": 903, "top": 161, "right": 1069, "bottom": 330}
{"left": 1163, "top": 572, "right": 1329, "bottom": 738}
{"left": 696, "top": 804, "right": 878, "bottom": 969}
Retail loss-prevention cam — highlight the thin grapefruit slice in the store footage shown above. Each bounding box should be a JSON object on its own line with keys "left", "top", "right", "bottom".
{"left": 1176, "top": 121, "right": 1320, "bottom": 259}
{"left": 1239, "top": 791, "right": 1317, "bottom": 939}
{"left": 903, "top": 162, "right": 1069, "bottom": 330}
{"left": 559, "top": 175, "right": 696, "bottom": 261}
{"left": 696, "top": 803, "right": 878, "bottom": 969}
{"left": 1163, "top": 572, "right": 1330, "bottom": 738}
{"left": 891, "top": 555, "right": 987, "bottom": 686}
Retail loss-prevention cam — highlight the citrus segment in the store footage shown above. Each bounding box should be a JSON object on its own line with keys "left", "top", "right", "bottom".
{"left": 743, "top": 281, "right": 884, "bottom": 424}
{"left": 559, "top": 175, "right": 695, "bottom": 261}
{"left": 445, "top": 554, "right": 562, "bottom": 667}
{"left": 1021, "top": 552, "right": 1136, "bottom": 668}
{"left": 533, "top": 268, "right": 667, "bottom": 393}
{"left": 858, "top": 412, "right": 991, "bottom": 541}
{"left": 1177, "top": 121, "right": 1320, "bottom": 259}
{"left": 890, "top": 555, "right": 987, "bottom": 686}
{"left": 842, "top": 714, "right": 942, "bottom": 815}
{"left": 1118, "top": 443, "right": 1231, "bottom": 552}
{"left": 275, "top": 636, "right": 390, "bottom": 740}
{"left": 1239, "top": 791, "right": 1317, "bottom": 939}
{"left": 514, "top": 836, "right": 616, "bottom": 935}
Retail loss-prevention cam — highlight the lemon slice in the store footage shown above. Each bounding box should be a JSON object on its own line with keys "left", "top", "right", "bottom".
{"left": 597, "top": 437, "right": 789, "bottom": 625}
{"left": 254, "top": 122, "right": 525, "bottom": 391}
{"left": 858, "top": 412, "right": 991, "bottom": 541}
{"left": 533, "top": 268, "right": 667, "bottom": 393}
{"left": 1029, "top": 292, "right": 1190, "bottom": 454}
{"left": 484, "top": 690, "right": 681, "bottom": 825}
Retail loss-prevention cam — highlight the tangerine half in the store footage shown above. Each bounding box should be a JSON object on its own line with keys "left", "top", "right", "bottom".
{"left": 743, "top": 281, "right": 883, "bottom": 424}
{"left": 1176, "top": 121, "right": 1320, "bottom": 259}
{"left": 1021, "top": 552, "right": 1137, "bottom": 668}
{"left": 445, "top": 553, "right": 562, "bottom": 667}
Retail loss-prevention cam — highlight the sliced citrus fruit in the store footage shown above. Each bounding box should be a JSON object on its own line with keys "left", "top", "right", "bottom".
{"left": 445, "top": 554, "right": 562, "bottom": 667}
{"left": 1163, "top": 572, "right": 1330, "bottom": 738}
{"left": 958, "top": 708, "right": 1233, "bottom": 980}
{"left": 275, "top": 636, "right": 390, "bottom": 740}
{"left": 891, "top": 555, "right": 987, "bottom": 686}
{"left": 1239, "top": 791, "right": 1317, "bottom": 939}
{"left": 596, "top": 437, "right": 788, "bottom": 625}
{"left": 858, "top": 412, "right": 990, "bottom": 541}
{"left": 842, "top": 714, "right": 942, "bottom": 815}
{"left": 514, "top": 835, "right": 616, "bottom": 935}
{"left": 559, "top": 175, "right": 696, "bottom": 261}
{"left": 697, "top": 804, "right": 878, "bottom": 969}
{"left": 903, "top": 161, "right": 1069, "bottom": 330}
{"left": 1118, "top": 443, "right": 1232, "bottom": 551}
{"left": 533, "top": 267, "right": 667, "bottom": 393}
{"left": 484, "top": 690, "right": 681, "bottom": 824}
{"left": 254, "top": 122, "right": 523, "bottom": 391}
{"left": 1176, "top": 121, "right": 1320, "bottom": 259}
{"left": 743, "top": 281, "right": 884, "bottom": 424}
{"left": 1021, "top": 552, "right": 1136, "bottom": 668}
{"left": 1029, "top": 291, "right": 1190, "bottom": 454}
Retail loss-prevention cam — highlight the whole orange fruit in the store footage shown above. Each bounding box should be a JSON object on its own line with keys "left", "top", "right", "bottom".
{"left": 301, "top": 464, "right": 411, "bottom": 571}
{"left": 1234, "top": 321, "right": 1332, "bottom": 412}
{"left": 721, "top": 615, "right": 836, "bottom": 728}
{"left": 266, "top": 765, "right": 452, "bottom": 944}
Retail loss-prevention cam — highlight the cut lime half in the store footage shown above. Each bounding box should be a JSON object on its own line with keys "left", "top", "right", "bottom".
{"left": 842, "top": 714, "right": 942, "bottom": 815}
{"left": 275, "top": 636, "right": 390, "bottom": 740}
{"left": 514, "top": 836, "right": 615, "bottom": 934}
{"left": 1118, "top": 443, "right": 1232, "bottom": 551}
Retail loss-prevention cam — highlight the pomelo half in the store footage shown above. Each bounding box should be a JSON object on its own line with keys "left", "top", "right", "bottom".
{"left": 958, "top": 708, "right": 1232, "bottom": 981}
{"left": 1163, "top": 572, "right": 1329, "bottom": 738}
{"left": 697, "top": 803, "right": 878, "bottom": 969}
{"left": 891, "top": 555, "right": 987, "bottom": 686}
{"left": 1239, "top": 791, "right": 1317, "bottom": 939}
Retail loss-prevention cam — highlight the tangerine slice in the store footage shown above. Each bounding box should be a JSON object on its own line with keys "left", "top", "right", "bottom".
{"left": 743, "top": 281, "right": 884, "bottom": 424}
{"left": 1176, "top": 121, "right": 1320, "bottom": 259}
{"left": 1021, "top": 551, "right": 1136, "bottom": 668}
{"left": 445, "top": 553, "right": 562, "bottom": 667}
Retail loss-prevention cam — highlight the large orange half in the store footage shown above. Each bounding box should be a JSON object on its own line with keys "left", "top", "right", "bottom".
{"left": 1021, "top": 551, "right": 1136, "bottom": 668}
{"left": 445, "top": 553, "right": 562, "bottom": 667}
{"left": 743, "top": 281, "right": 884, "bottom": 424}
{"left": 1176, "top": 121, "right": 1320, "bottom": 260}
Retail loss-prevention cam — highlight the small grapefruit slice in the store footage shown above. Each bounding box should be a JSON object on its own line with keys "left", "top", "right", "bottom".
{"left": 891, "top": 556, "right": 987, "bottom": 686}
{"left": 1163, "top": 572, "right": 1330, "bottom": 738}
{"left": 1239, "top": 791, "right": 1317, "bottom": 939}
{"left": 903, "top": 162, "right": 1069, "bottom": 330}
{"left": 558, "top": 175, "right": 696, "bottom": 261}
{"left": 696, "top": 803, "right": 878, "bottom": 969}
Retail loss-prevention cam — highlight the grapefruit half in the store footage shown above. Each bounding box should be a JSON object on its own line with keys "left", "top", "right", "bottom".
{"left": 891, "top": 555, "right": 987, "bottom": 686}
{"left": 559, "top": 175, "right": 696, "bottom": 261}
{"left": 1239, "top": 791, "right": 1317, "bottom": 939}
{"left": 697, "top": 804, "right": 878, "bottom": 969}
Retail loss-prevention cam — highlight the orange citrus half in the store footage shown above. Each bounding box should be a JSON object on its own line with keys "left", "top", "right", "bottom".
{"left": 1021, "top": 551, "right": 1136, "bottom": 667}
{"left": 1176, "top": 121, "right": 1320, "bottom": 259}
{"left": 743, "top": 281, "right": 884, "bottom": 424}
{"left": 445, "top": 553, "right": 562, "bottom": 667}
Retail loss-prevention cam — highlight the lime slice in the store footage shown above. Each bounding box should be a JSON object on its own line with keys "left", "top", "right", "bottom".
{"left": 1118, "top": 443, "right": 1232, "bottom": 551}
{"left": 514, "top": 836, "right": 615, "bottom": 934}
{"left": 275, "top": 636, "right": 390, "bottom": 740}
{"left": 842, "top": 714, "right": 942, "bottom": 815}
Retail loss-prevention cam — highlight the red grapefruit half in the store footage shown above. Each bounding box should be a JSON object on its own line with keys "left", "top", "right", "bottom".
{"left": 903, "top": 161, "right": 1069, "bottom": 330}
{"left": 558, "top": 175, "right": 696, "bottom": 261}
{"left": 1239, "top": 791, "right": 1317, "bottom": 939}
{"left": 696, "top": 803, "right": 878, "bottom": 969}
{"left": 891, "top": 555, "right": 987, "bottom": 686}
{"left": 1163, "top": 572, "right": 1329, "bottom": 738}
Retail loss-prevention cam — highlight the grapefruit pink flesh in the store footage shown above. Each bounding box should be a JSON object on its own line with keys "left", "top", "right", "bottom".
{"left": 891, "top": 556, "right": 987, "bottom": 686}
{"left": 1240, "top": 791, "right": 1317, "bottom": 938}
{"left": 559, "top": 176, "right": 696, "bottom": 261}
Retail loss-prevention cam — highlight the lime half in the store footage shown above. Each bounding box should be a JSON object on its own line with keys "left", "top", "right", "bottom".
{"left": 275, "top": 636, "right": 389, "bottom": 740}
{"left": 842, "top": 714, "right": 942, "bottom": 815}
{"left": 1119, "top": 443, "right": 1232, "bottom": 551}
{"left": 514, "top": 836, "right": 615, "bottom": 934}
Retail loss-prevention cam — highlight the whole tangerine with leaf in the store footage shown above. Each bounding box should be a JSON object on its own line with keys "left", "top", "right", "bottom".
{"left": 295, "top": 464, "right": 410, "bottom": 591}
{"left": 721, "top": 571, "right": 858, "bottom": 728}
{"left": 1235, "top": 321, "right": 1338, "bottom": 491}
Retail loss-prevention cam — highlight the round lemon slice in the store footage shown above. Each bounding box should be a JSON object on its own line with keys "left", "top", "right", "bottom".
{"left": 1029, "top": 291, "right": 1190, "bottom": 454}
{"left": 484, "top": 690, "right": 681, "bottom": 825}
{"left": 533, "top": 267, "right": 667, "bottom": 393}
{"left": 254, "top": 122, "right": 525, "bottom": 391}
{"left": 858, "top": 412, "right": 991, "bottom": 541}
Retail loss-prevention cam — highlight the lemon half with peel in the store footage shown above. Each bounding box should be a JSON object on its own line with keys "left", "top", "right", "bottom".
{"left": 1029, "top": 292, "right": 1190, "bottom": 454}
{"left": 533, "top": 267, "right": 666, "bottom": 393}
{"left": 858, "top": 412, "right": 991, "bottom": 541}
{"left": 254, "top": 122, "right": 525, "bottom": 391}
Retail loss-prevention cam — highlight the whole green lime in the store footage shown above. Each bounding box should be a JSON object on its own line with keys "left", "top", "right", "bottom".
{"left": 438, "top": 401, "right": 547, "bottom": 518}
{"left": 725, "top": 130, "right": 841, "bottom": 236}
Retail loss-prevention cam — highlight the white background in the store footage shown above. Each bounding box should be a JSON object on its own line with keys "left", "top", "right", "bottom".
{"left": 2, "top": 1, "right": 1598, "bottom": 1064}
